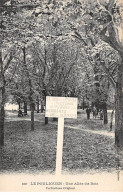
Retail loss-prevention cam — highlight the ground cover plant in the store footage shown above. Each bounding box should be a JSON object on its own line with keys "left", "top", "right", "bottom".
{"left": 0, "top": 110, "right": 122, "bottom": 174}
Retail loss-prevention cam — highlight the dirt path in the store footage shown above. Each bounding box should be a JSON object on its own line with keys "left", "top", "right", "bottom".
{"left": 40, "top": 120, "right": 114, "bottom": 138}
{"left": 5, "top": 112, "right": 114, "bottom": 138}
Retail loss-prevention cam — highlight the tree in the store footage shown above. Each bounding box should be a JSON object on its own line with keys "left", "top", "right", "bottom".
{"left": 54, "top": 0, "right": 123, "bottom": 148}
{"left": 0, "top": 0, "right": 40, "bottom": 144}
{"left": 32, "top": 38, "right": 80, "bottom": 123}
{"left": 0, "top": 42, "right": 15, "bottom": 146}
{"left": 98, "top": 0, "right": 123, "bottom": 148}
{"left": 1, "top": 0, "right": 122, "bottom": 149}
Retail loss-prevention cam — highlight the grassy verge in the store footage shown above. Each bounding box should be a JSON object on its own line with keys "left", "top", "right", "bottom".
{"left": 0, "top": 118, "right": 121, "bottom": 174}
{"left": 0, "top": 121, "right": 57, "bottom": 173}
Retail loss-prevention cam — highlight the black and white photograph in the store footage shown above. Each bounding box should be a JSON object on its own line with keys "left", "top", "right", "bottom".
{"left": 0, "top": 0, "right": 123, "bottom": 192}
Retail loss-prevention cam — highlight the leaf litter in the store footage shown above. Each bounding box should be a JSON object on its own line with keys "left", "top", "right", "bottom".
{"left": 0, "top": 110, "right": 122, "bottom": 174}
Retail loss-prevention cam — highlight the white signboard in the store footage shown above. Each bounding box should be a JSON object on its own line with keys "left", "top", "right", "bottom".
{"left": 45, "top": 96, "right": 77, "bottom": 176}
{"left": 45, "top": 96, "right": 77, "bottom": 118}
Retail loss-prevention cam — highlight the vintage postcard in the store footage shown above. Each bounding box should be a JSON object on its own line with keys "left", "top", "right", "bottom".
{"left": 0, "top": 0, "right": 123, "bottom": 192}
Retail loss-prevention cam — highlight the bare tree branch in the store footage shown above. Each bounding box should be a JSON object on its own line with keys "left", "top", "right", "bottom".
{"left": 101, "top": 61, "right": 116, "bottom": 88}
{"left": 100, "top": 25, "right": 123, "bottom": 53}
{"left": 3, "top": 53, "right": 13, "bottom": 73}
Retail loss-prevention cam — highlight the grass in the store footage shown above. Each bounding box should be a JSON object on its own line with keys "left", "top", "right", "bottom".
{"left": 64, "top": 110, "right": 115, "bottom": 132}
{"left": 0, "top": 109, "right": 122, "bottom": 174}
{"left": 0, "top": 121, "right": 57, "bottom": 173}
{"left": 63, "top": 127, "right": 117, "bottom": 173}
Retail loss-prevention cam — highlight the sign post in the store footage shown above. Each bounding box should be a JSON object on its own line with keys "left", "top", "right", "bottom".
{"left": 56, "top": 117, "right": 64, "bottom": 175}
{"left": 45, "top": 96, "right": 77, "bottom": 176}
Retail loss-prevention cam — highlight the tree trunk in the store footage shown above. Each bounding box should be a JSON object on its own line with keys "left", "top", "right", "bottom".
{"left": 22, "top": 47, "right": 35, "bottom": 130}
{"left": 53, "top": 118, "right": 58, "bottom": 122}
{"left": 31, "top": 103, "right": 35, "bottom": 131}
{"left": 0, "top": 47, "right": 5, "bottom": 146}
{"left": 0, "top": 86, "right": 5, "bottom": 147}
{"left": 41, "top": 105, "right": 43, "bottom": 113}
{"left": 45, "top": 117, "right": 48, "bottom": 124}
{"left": 44, "top": 93, "right": 48, "bottom": 124}
{"left": 34, "top": 103, "right": 36, "bottom": 111}
{"left": 82, "top": 96, "right": 85, "bottom": 110}
{"left": 110, "top": 109, "right": 114, "bottom": 131}
{"left": 37, "top": 104, "right": 39, "bottom": 113}
{"left": 36, "top": 96, "right": 39, "bottom": 113}
{"left": 24, "top": 101, "right": 27, "bottom": 115}
{"left": 103, "top": 103, "right": 108, "bottom": 124}
{"left": 18, "top": 102, "right": 21, "bottom": 109}
{"left": 115, "top": 54, "right": 123, "bottom": 149}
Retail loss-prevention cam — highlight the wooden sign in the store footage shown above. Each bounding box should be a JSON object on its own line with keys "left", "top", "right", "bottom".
{"left": 45, "top": 96, "right": 77, "bottom": 119}
{"left": 45, "top": 96, "right": 77, "bottom": 175}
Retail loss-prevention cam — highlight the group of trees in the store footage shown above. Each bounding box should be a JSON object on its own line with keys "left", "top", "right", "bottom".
{"left": 0, "top": 0, "right": 123, "bottom": 149}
